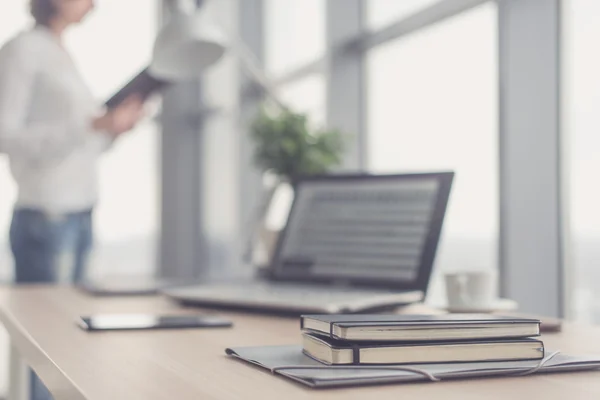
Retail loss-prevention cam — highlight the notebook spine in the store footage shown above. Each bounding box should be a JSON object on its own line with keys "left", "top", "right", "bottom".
{"left": 352, "top": 345, "right": 361, "bottom": 364}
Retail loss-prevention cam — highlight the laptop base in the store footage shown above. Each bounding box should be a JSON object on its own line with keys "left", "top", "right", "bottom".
{"left": 163, "top": 282, "right": 423, "bottom": 314}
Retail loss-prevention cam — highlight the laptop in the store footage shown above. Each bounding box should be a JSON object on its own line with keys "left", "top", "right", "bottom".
{"left": 163, "top": 172, "right": 454, "bottom": 314}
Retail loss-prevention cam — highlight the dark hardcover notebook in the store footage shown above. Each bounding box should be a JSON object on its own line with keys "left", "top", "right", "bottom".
{"left": 302, "top": 333, "right": 544, "bottom": 365}
{"left": 300, "top": 314, "right": 541, "bottom": 342}
{"left": 105, "top": 68, "right": 169, "bottom": 109}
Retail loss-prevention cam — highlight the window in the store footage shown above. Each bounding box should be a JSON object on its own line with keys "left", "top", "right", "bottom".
{"left": 277, "top": 74, "right": 327, "bottom": 128}
{"left": 0, "top": 1, "right": 28, "bottom": 282}
{"left": 258, "top": 0, "right": 328, "bottom": 256}
{"left": 0, "top": 2, "right": 33, "bottom": 395}
{"left": 264, "top": 75, "right": 327, "bottom": 234}
{"left": 0, "top": 156, "right": 15, "bottom": 280}
{"left": 366, "top": 0, "right": 442, "bottom": 31}
{"left": 367, "top": 3, "right": 498, "bottom": 304}
{"left": 564, "top": 0, "right": 600, "bottom": 322}
{"left": 0, "top": 1, "right": 159, "bottom": 280}
{"left": 264, "top": 0, "right": 326, "bottom": 77}
{"left": 64, "top": 0, "right": 160, "bottom": 279}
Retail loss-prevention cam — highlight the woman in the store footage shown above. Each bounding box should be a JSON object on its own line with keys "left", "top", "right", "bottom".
{"left": 0, "top": 0, "right": 144, "bottom": 284}
{"left": 0, "top": 0, "right": 145, "bottom": 398}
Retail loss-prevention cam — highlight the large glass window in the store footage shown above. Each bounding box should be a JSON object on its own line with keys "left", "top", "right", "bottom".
{"left": 367, "top": 3, "right": 498, "bottom": 304}
{"left": 0, "top": 2, "right": 28, "bottom": 282}
{"left": 264, "top": 75, "right": 327, "bottom": 234}
{"left": 0, "top": 1, "right": 159, "bottom": 281}
{"left": 564, "top": 0, "right": 600, "bottom": 322}
{"left": 264, "top": 0, "right": 326, "bottom": 77}
{"left": 65, "top": 0, "right": 160, "bottom": 280}
{"left": 277, "top": 74, "right": 327, "bottom": 128}
{"left": 0, "top": 2, "right": 29, "bottom": 394}
{"left": 366, "top": 0, "right": 442, "bottom": 31}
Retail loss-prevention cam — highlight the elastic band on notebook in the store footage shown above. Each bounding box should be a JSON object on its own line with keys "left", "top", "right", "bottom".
{"left": 270, "top": 365, "right": 441, "bottom": 382}
{"left": 514, "top": 350, "right": 561, "bottom": 376}
{"left": 269, "top": 352, "right": 561, "bottom": 382}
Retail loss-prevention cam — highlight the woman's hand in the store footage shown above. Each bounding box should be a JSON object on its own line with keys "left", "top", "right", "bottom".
{"left": 93, "top": 95, "right": 145, "bottom": 137}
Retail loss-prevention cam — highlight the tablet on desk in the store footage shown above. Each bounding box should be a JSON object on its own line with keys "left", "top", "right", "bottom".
{"left": 77, "top": 314, "right": 233, "bottom": 331}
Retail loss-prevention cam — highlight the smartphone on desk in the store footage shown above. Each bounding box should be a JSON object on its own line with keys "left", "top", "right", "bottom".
{"left": 77, "top": 314, "right": 233, "bottom": 332}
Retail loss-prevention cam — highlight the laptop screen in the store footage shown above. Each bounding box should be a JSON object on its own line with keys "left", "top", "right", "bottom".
{"left": 271, "top": 173, "right": 453, "bottom": 291}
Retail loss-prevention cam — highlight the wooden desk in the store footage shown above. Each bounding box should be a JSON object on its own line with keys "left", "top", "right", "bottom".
{"left": 0, "top": 286, "right": 599, "bottom": 400}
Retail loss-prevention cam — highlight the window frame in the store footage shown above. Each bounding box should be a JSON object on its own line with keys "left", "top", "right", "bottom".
{"left": 226, "top": 0, "right": 567, "bottom": 316}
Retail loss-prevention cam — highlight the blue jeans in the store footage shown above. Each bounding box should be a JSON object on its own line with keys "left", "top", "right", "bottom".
{"left": 10, "top": 208, "right": 92, "bottom": 284}
{"left": 9, "top": 208, "right": 93, "bottom": 400}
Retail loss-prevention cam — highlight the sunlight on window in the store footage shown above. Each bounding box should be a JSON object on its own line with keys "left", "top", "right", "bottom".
{"left": 264, "top": 0, "right": 326, "bottom": 77}
{"left": 277, "top": 74, "right": 326, "bottom": 128}
{"left": 0, "top": 1, "right": 160, "bottom": 279}
{"left": 0, "top": 1, "right": 29, "bottom": 279}
{"left": 367, "top": 3, "right": 498, "bottom": 304}
{"left": 366, "top": 0, "right": 442, "bottom": 30}
{"left": 0, "top": 2, "right": 32, "bottom": 395}
{"left": 564, "top": 0, "right": 600, "bottom": 322}
{"left": 64, "top": 0, "right": 160, "bottom": 278}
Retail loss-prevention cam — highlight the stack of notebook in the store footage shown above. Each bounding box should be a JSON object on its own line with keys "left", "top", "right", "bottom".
{"left": 300, "top": 314, "right": 544, "bottom": 365}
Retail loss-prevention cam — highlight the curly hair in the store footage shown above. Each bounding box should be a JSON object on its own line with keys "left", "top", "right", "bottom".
{"left": 30, "top": 0, "right": 58, "bottom": 26}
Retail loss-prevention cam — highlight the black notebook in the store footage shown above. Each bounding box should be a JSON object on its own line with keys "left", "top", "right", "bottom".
{"left": 301, "top": 314, "right": 541, "bottom": 342}
{"left": 302, "top": 333, "right": 544, "bottom": 365}
{"left": 105, "top": 68, "right": 169, "bottom": 109}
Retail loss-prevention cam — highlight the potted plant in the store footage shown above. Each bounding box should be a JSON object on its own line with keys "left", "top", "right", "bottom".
{"left": 246, "top": 107, "right": 345, "bottom": 266}
{"left": 251, "top": 108, "right": 344, "bottom": 180}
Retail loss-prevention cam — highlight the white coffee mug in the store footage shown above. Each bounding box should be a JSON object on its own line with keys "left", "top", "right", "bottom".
{"left": 445, "top": 270, "right": 496, "bottom": 310}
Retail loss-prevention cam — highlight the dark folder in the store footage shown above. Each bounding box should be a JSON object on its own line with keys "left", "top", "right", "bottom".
{"left": 226, "top": 345, "right": 600, "bottom": 388}
{"left": 105, "top": 68, "right": 169, "bottom": 109}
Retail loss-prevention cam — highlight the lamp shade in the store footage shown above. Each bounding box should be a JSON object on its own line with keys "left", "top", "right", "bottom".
{"left": 150, "top": 9, "right": 227, "bottom": 81}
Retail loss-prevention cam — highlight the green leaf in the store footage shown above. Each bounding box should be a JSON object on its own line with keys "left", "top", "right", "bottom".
{"left": 250, "top": 106, "right": 348, "bottom": 180}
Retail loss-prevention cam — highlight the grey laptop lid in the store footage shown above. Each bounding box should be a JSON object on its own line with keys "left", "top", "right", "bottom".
{"left": 268, "top": 172, "right": 454, "bottom": 295}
